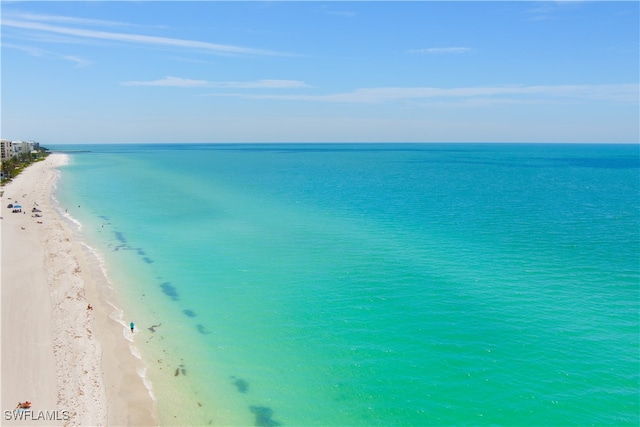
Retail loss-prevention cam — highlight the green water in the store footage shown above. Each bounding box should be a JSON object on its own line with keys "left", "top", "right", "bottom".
{"left": 52, "top": 143, "right": 639, "bottom": 425}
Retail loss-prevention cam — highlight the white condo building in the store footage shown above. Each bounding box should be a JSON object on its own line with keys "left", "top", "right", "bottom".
{"left": 0, "top": 140, "right": 40, "bottom": 160}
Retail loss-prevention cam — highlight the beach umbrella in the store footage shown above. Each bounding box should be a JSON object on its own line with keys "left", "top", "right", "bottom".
{"left": 13, "top": 204, "right": 22, "bottom": 209}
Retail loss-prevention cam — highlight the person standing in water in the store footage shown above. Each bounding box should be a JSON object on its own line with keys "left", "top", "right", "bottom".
{"left": 130, "top": 322, "right": 135, "bottom": 333}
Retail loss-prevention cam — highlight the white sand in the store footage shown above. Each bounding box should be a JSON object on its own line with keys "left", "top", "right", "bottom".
{"left": 1, "top": 154, "right": 157, "bottom": 426}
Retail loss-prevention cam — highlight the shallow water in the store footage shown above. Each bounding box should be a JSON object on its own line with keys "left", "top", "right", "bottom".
{"left": 52, "top": 143, "right": 639, "bottom": 426}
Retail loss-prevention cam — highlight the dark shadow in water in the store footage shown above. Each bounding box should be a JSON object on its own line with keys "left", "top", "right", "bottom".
{"left": 196, "top": 324, "right": 210, "bottom": 335}
{"left": 230, "top": 376, "right": 249, "bottom": 393}
{"left": 114, "top": 231, "right": 127, "bottom": 244}
{"left": 112, "top": 232, "right": 153, "bottom": 262}
{"left": 174, "top": 364, "right": 186, "bottom": 376}
{"left": 183, "top": 309, "right": 196, "bottom": 318}
{"left": 160, "top": 282, "right": 179, "bottom": 301}
{"left": 250, "top": 406, "right": 281, "bottom": 427}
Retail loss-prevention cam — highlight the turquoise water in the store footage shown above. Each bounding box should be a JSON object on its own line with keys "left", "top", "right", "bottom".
{"left": 51, "top": 143, "right": 639, "bottom": 426}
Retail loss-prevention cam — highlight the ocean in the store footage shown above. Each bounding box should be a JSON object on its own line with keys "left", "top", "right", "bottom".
{"left": 49, "top": 143, "right": 639, "bottom": 426}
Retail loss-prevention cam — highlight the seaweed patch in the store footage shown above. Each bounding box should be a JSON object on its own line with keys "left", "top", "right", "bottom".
{"left": 196, "top": 324, "right": 210, "bottom": 335}
{"left": 160, "top": 282, "right": 179, "bottom": 301}
{"left": 230, "top": 376, "right": 249, "bottom": 393}
{"left": 113, "top": 231, "right": 127, "bottom": 244}
{"left": 175, "top": 363, "right": 186, "bottom": 376}
{"left": 250, "top": 406, "right": 281, "bottom": 427}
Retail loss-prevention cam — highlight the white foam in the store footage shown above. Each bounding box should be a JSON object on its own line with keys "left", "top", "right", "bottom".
{"left": 64, "top": 211, "right": 83, "bottom": 231}
{"left": 130, "top": 344, "right": 142, "bottom": 360}
{"left": 106, "top": 304, "right": 135, "bottom": 341}
{"left": 80, "top": 241, "right": 113, "bottom": 285}
{"left": 137, "top": 367, "right": 157, "bottom": 402}
{"left": 48, "top": 153, "right": 159, "bottom": 417}
{"left": 51, "top": 190, "right": 84, "bottom": 232}
{"left": 54, "top": 152, "right": 70, "bottom": 167}
{"left": 108, "top": 302, "right": 124, "bottom": 323}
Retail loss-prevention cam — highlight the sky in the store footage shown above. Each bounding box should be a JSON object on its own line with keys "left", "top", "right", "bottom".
{"left": 1, "top": 1, "right": 638, "bottom": 144}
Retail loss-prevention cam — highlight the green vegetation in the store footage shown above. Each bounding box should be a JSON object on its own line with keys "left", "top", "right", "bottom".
{"left": 1, "top": 148, "right": 49, "bottom": 185}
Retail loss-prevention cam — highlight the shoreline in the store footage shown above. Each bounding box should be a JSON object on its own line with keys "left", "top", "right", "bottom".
{"left": 1, "top": 154, "right": 157, "bottom": 426}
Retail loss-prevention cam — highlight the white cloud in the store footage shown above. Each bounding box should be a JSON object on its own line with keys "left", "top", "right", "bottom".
{"left": 1, "top": 17, "right": 291, "bottom": 57}
{"left": 203, "top": 84, "right": 639, "bottom": 104}
{"left": 11, "top": 13, "right": 132, "bottom": 28}
{"left": 61, "top": 55, "right": 92, "bottom": 67}
{"left": 213, "top": 80, "right": 309, "bottom": 89}
{"left": 408, "top": 47, "right": 472, "bottom": 55}
{"left": 318, "top": 4, "right": 356, "bottom": 17}
{"left": 2, "top": 42, "right": 47, "bottom": 57}
{"left": 121, "top": 76, "right": 209, "bottom": 87}
{"left": 121, "top": 76, "right": 309, "bottom": 89}
{"left": 2, "top": 42, "right": 91, "bottom": 66}
{"left": 525, "top": 1, "right": 584, "bottom": 21}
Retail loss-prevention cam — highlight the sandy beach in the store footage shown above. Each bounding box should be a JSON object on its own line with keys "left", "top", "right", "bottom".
{"left": 1, "top": 154, "right": 157, "bottom": 426}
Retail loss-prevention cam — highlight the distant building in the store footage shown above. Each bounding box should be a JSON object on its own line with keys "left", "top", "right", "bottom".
{"left": 1, "top": 140, "right": 40, "bottom": 159}
{"left": 13, "top": 140, "right": 38, "bottom": 156}
{"left": 1, "top": 139, "right": 12, "bottom": 160}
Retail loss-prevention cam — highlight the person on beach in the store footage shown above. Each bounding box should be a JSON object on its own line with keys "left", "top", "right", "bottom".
{"left": 16, "top": 401, "right": 31, "bottom": 409}
{"left": 130, "top": 322, "right": 135, "bottom": 333}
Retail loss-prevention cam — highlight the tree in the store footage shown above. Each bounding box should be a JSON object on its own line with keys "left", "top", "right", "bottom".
{"left": 0, "top": 148, "right": 49, "bottom": 185}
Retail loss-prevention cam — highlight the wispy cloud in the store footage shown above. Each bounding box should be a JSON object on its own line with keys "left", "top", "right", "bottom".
{"left": 2, "top": 41, "right": 91, "bottom": 67}
{"left": 121, "top": 76, "right": 309, "bottom": 89}
{"left": 2, "top": 42, "right": 47, "bottom": 57}
{"left": 121, "top": 76, "right": 209, "bottom": 88}
{"left": 203, "top": 84, "right": 639, "bottom": 104}
{"left": 226, "top": 80, "right": 308, "bottom": 89}
{"left": 2, "top": 15, "right": 292, "bottom": 57}
{"left": 318, "top": 4, "right": 356, "bottom": 18}
{"left": 61, "top": 55, "right": 92, "bottom": 68}
{"left": 408, "top": 47, "right": 472, "bottom": 55}
{"left": 10, "top": 13, "right": 133, "bottom": 28}
{"left": 525, "top": 1, "right": 584, "bottom": 21}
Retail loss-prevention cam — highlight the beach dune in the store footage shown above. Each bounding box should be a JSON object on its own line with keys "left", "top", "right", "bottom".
{"left": 1, "top": 154, "right": 156, "bottom": 426}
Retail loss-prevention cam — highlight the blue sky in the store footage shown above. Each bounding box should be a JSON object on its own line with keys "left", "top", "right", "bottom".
{"left": 1, "top": 1, "right": 638, "bottom": 144}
